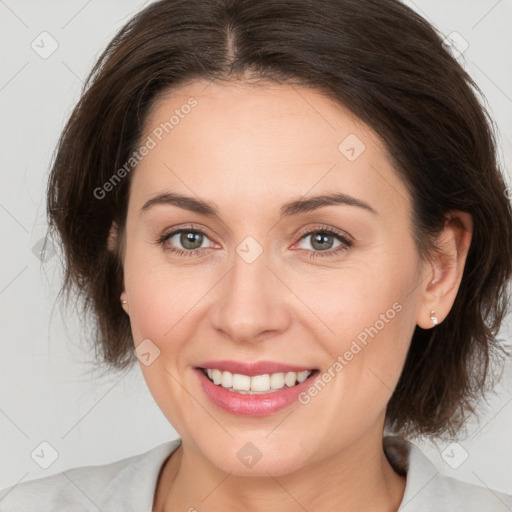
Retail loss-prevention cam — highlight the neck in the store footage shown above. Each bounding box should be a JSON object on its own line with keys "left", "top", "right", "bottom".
{"left": 154, "top": 429, "right": 406, "bottom": 512}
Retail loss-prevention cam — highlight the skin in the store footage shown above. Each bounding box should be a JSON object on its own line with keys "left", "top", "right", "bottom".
{"left": 110, "top": 79, "right": 472, "bottom": 511}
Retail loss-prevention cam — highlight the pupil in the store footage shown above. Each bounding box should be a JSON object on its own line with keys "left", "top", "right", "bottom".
{"left": 312, "top": 232, "right": 332, "bottom": 251}
{"left": 182, "top": 231, "right": 202, "bottom": 249}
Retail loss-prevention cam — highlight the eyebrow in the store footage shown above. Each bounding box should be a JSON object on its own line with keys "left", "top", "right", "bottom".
{"left": 139, "top": 191, "right": 377, "bottom": 218}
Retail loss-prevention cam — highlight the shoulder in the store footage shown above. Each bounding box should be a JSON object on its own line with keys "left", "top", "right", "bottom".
{"left": 0, "top": 439, "right": 181, "bottom": 512}
{"left": 384, "top": 436, "right": 512, "bottom": 512}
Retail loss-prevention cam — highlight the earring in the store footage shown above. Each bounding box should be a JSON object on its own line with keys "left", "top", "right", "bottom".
{"left": 430, "top": 310, "right": 438, "bottom": 325}
{"left": 121, "top": 300, "right": 127, "bottom": 305}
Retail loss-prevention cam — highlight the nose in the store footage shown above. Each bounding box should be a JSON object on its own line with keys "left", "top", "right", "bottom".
{"left": 210, "top": 248, "right": 291, "bottom": 344}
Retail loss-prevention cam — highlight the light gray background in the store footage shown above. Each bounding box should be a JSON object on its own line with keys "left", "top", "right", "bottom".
{"left": 1, "top": 0, "right": 511, "bottom": 497}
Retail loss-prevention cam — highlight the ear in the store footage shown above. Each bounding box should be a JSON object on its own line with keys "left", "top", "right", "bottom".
{"left": 108, "top": 221, "right": 129, "bottom": 314}
{"left": 107, "top": 221, "right": 120, "bottom": 252}
{"left": 416, "top": 211, "right": 473, "bottom": 328}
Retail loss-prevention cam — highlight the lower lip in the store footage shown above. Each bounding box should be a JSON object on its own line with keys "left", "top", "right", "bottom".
{"left": 194, "top": 368, "right": 319, "bottom": 417}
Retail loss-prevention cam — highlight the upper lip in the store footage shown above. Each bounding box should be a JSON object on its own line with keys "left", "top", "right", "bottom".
{"left": 196, "top": 360, "right": 316, "bottom": 376}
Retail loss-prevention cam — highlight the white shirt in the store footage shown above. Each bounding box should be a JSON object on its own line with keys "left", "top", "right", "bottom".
{"left": 1, "top": 436, "right": 510, "bottom": 511}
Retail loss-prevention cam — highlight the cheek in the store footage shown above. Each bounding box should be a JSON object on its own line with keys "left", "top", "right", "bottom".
{"left": 301, "top": 258, "right": 417, "bottom": 398}
{"left": 123, "top": 270, "right": 169, "bottom": 344}
{"left": 122, "top": 241, "right": 202, "bottom": 340}
{"left": 295, "top": 263, "right": 412, "bottom": 348}
{"left": 123, "top": 254, "right": 202, "bottom": 432}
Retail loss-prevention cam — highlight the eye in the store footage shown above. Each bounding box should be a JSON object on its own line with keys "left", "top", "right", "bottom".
{"left": 294, "top": 225, "right": 353, "bottom": 259}
{"left": 155, "top": 225, "right": 215, "bottom": 257}
{"left": 154, "top": 223, "right": 353, "bottom": 259}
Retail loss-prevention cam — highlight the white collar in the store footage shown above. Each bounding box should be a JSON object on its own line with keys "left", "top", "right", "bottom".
{"left": 93, "top": 436, "right": 511, "bottom": 511}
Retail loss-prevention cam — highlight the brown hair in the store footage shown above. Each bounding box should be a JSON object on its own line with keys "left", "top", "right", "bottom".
{"left": 46, "top": 0, "right": 512, "bottom": 439}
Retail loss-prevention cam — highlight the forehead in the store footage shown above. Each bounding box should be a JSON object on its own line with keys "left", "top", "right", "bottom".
{"left": 129, "top": 80, "right": 410, "bottom": 219}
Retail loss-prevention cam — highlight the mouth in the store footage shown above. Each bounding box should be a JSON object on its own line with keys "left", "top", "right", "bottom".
{"left": 198, "top": 367, "right": 317, "bottom": 394}
{"left": 194, "top": 365, "right": 320, "bottom": 416}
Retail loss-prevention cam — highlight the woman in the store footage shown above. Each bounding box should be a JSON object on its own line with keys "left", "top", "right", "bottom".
{"left": 1, "top": 0, "right": 511, "bottom": 510}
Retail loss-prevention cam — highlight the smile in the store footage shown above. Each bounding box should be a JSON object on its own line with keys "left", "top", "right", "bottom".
{"left": 201, "top": 368, "right": 313, "bottom": 394}
{"left": 194, "top": 364, "right": 320, "bottom": 416}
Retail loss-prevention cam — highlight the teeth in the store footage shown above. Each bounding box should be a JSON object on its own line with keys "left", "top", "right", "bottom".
{"left": 212, "top": 369, "right": 222, "bottom": 385}
{"left": 284, "top": 372, "right": 296, "bottom": 387}
{"left": 221, "top": 371, "right": 233, "bottom": 388}
{"left": 203, "top": 368, "right": 313, "bottom": 393}
{"left": 270, "top": 372, "right": 285, "bottom": 389}
{"left": 232, "top": 373, "right": 251, "bottom": 391}
{"left": 251, "top": 374, "right": 270, "bottom": 391}
{"left": 297, "top": 371, "right": 310, "bottom": 383}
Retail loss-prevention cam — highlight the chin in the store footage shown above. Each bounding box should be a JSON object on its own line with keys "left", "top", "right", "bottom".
{"left": 196, "top": 436, "right": 313, "bottom": 478}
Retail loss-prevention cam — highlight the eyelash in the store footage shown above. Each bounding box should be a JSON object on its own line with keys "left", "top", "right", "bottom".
{"left": 155, "top": 224, "right": 353, "bottom": 260}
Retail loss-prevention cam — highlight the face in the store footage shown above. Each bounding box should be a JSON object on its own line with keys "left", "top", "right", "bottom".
{"left": 119, "top": 80, "right": 427, "bottom": 476}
